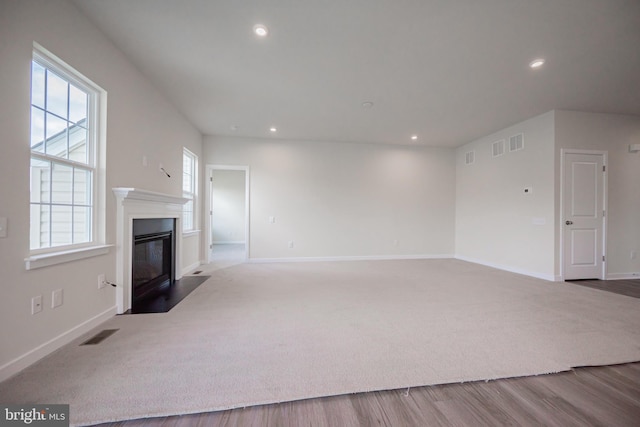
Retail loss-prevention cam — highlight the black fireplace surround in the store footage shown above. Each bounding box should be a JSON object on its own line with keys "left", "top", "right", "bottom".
{"left": 132, "top": 218, "right": 175, "bottom": 304}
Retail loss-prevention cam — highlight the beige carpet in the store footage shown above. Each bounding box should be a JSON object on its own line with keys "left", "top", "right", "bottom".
{"left": 2, "top": 259, "right": 640, "bottom": 426}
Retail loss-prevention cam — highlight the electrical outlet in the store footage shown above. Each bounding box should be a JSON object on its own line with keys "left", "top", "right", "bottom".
{"left": 631, "top": 251, "right": 637, "bottom": 260}
{"left": 98, "top": 274, "right": 106, "bottom": 289}
{"left": 32, "top": 295, "right": 43, "bottom": 314}
{"left": 288, "top": 240, "right": 294, "bottom": 249}
{"left": 52, "top": 289, "right": 63, "bottom": 308}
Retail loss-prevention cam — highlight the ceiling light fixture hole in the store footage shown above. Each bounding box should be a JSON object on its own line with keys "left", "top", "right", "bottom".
{"left": 254, "top": 24, "right": 268, "bottom": 37}
{"left": 529, "top": 58, "right": 545, "bottom": 69}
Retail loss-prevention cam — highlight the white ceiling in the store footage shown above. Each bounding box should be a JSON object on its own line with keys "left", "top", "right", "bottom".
{"left": 72, "top": 0, "right": 640, "bottom": 147}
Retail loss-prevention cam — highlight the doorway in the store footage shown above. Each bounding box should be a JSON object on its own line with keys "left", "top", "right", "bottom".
{"left": 205, "top": 165, "right": 249, "bottom": 265}
{"left": 561, "top": 150, "right": 607, "bottom": 280}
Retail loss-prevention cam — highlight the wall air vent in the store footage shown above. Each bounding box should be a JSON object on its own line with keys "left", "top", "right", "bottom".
{"left": 492, "top": 139, "right": 505, "bottom": 157}
{"left": 509, "top": 133, "right": 524, "bottom": 152}
{"left": 465, "top": 150, "right": 475, "bottom": 165}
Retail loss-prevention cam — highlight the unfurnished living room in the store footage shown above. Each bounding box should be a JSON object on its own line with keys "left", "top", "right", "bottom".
{"left": 1, "top": 1, "right": 640, "bottom": 426}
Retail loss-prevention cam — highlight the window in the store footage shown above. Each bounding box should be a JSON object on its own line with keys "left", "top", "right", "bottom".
{"left": 29, "top": 46, "right": 102, "bottom": 253}
{"left": 182, "top": 148, "right": 197, "bottom": 232}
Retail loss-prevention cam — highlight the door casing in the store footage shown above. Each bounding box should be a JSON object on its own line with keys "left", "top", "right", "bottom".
{"left": 205, "top": 164, "right": 250, "bottom": 263}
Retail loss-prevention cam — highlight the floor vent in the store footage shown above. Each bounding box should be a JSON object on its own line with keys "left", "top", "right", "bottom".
{"left": 192, "top": 270, "right": 202, "bottom": 275}
{"left": 81, "top": 329, "right": 119, "bottom": 346}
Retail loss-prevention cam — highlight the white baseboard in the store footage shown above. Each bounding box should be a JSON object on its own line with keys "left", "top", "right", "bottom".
{"left": 606, "top": 272, "right": 640, "bottom": 280}
{"left": 454, "top": 255, "right": 559, "bottom": 281}
{"left": 0, "top": 306, "right": 116, "bottom": 383}
{"left": 182, "top": 261, "right": 202, "bottom": 275}
{"left": 250, "top": 254, "right": 454, "bottom": 264}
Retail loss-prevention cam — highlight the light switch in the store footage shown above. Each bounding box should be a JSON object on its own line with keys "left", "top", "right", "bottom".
{"left": 269, "top": 216, "right": 276, "bottom": 224}
{"left": 52, "top": 289, "right": 63, "bottom": 308}
{"left": 0, "top": 217, "right": 7, "bottom": 238}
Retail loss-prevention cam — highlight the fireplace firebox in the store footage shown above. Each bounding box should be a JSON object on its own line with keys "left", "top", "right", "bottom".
{"left": 132, "top": 218, "right": 175, "bottom": 304}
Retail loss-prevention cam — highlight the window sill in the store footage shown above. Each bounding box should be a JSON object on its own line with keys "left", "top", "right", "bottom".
{"left": 182, "top": 230, "right": 201, "bottom": 238}
{"left": 25, "top": 244, "right": 113, "bottom": 270}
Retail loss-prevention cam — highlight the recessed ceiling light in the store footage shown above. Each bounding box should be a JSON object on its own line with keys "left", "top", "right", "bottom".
{"left": 253, "top": 24, "right": 268, "bottom": 37}
{"left": 361, "top": 101, "right": 374, "bottom": 109}
{"left": 269, "top": 127, "right": 277, "bottom": 132}
{"left": 411, "top": 135, "right": 418, "bottom": 141}
{"left": 529, "top": 58, "right": 545, "bottom": 69}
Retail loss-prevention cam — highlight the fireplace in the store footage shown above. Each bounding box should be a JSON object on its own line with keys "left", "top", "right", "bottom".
{"left": 132, "top": 218, "right": 175, "bottom": 304}
{"left": 113, "top": 188, "right": 188, "bottom": 314}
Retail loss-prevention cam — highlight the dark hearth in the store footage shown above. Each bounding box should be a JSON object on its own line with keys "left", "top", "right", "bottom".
{"left": 126, "top": 275, "right": 210, "bottom": 314}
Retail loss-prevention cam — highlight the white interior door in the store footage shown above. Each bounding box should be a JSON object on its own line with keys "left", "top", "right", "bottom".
{"left": 562, "top": 152, "right": 606, "bottom": 280}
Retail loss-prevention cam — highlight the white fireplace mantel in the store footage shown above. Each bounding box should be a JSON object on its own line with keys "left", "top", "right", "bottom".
{"left": 112, "top": 188, "right": 188, "bottom": 313}
{"left": 112, "top": 187, "right": 189, "bottom": 206}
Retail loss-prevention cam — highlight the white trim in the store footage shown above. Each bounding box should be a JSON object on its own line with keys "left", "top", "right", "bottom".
{"left": 182, "top": 229, "right": 201, "bottom": 238}
{"left": 24, "top": 244, "right": 113, "bottom": 270}
{"left": 212, "top": 240, "right": 245, "bottom": 245}
{"left": 206, "top": 165, "right": 250, "bottom": 263}
{"left": 455, "top": 255, "right": 560, "bottom": 281}
{"left": 0, "top": 306, "right": 116, "bottom": 382}
{"left": 112, "top": 188, "right": 188, "bottom": 205}
{"left": 250, "top": 254, "right": 454, "bottom": 264}
{"left": 182, "top": 261, "right": 202, "bottom": 275}
{"left": 606, "top": 273, "right": 640, "bottom": 280}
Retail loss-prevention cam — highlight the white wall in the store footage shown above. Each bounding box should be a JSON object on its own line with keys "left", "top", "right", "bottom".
{"left": 204, "top": 136, "right": 456, "bottom": 260}
{"left": 211, "top": 170, "right": 246, "bottom": 243}
{"left": 0, "top": 0, "right": 202, "bottom": 379}
{"left": 555, "top": 111, "right": 640, "bottom": 278}
{"left": 181, "top": 234, "right": 202, "bottom": 273}
{"left": 455, "top": 111, "right": 556, "bottom": 280}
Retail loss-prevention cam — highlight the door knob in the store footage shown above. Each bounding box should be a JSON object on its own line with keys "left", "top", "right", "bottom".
{"left": 565, "top": 220, "right": 573, "bottom": 225}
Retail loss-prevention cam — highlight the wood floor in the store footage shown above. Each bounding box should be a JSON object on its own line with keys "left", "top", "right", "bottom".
{"left": 566, "top": 278, "right": 640, "bottom": 299}
{"left": 96, "top": 279, "right": 640, "bottom": 427}
{"left": 96, "top": 362, "right": 640, "bottom": 427}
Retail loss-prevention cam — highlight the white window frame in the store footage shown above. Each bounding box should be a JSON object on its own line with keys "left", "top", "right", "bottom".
{"left": 182, "top": 148, "right": 198, "bottom": 234}
{"left": 25, "top": 43, "right": 109, "bottom": 270}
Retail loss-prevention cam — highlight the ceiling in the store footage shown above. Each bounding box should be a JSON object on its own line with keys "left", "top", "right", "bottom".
{"left": 71, "top": 0, "right": 640, "bottom": 147}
